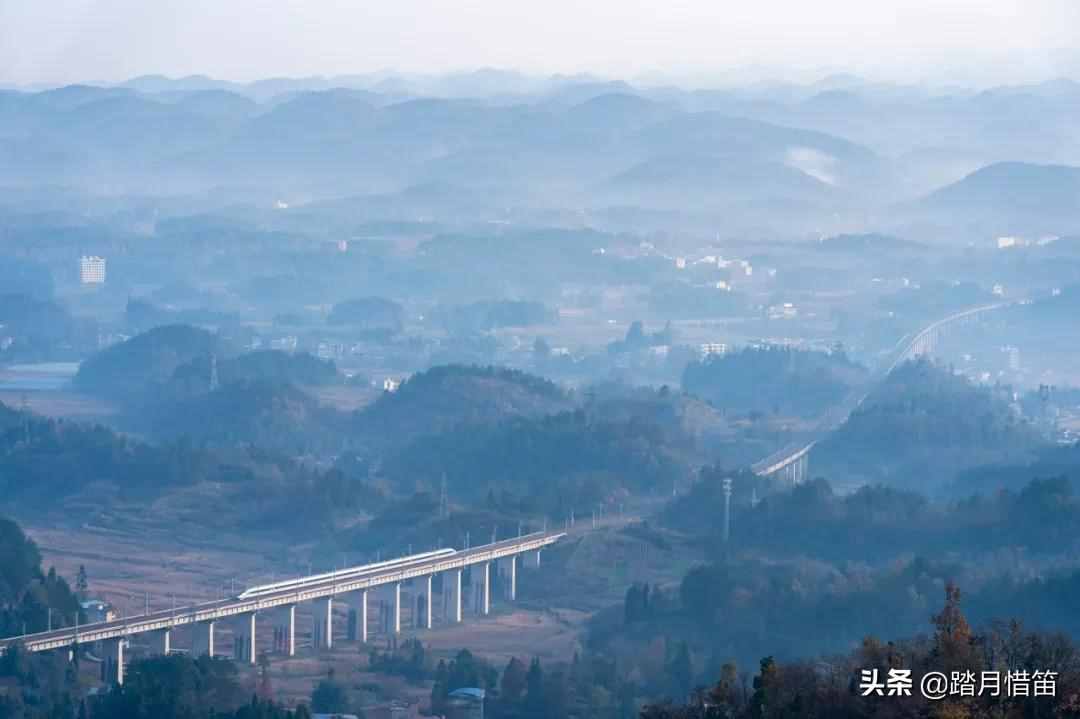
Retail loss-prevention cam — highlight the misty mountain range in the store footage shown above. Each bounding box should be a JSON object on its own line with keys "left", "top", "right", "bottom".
{"left": 2, "top": 71, "right": 1079, "bottom": 240}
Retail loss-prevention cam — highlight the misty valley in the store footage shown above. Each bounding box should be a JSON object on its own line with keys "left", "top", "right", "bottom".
{"left": 2, "top": 60, "right": 1080, "bottom": 719}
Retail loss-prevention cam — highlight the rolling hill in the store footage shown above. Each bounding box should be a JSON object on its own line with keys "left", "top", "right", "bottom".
{"left": 914, "top": 162, "right": 1080, "bottom": 234}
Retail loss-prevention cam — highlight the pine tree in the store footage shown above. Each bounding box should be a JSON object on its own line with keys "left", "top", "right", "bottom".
{"left": 525, "top": 657, "right": 546, "bottom": 718}
{"left": 931, "top": 580, "right": 978, "bottom": 673}
{"left": 75, "top": 565, "right": 88, "bottom": 599}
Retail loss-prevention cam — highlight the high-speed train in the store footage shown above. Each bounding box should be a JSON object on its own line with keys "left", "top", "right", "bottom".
{"left": 236, "top": 548, "right": 457, "bottom": 600}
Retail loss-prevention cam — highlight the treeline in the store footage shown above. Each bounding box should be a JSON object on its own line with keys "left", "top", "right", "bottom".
{"left": 429, "top": 648, "right": 639, "bottom": 719}
{"left": 630, "top": 467, "right": 1080, "bottom": 666}
{"left": 0, "top": 292, "right": 97, "bottom": 362}
{"left": 381, "top": 409, "right": 687, "bottom": 514}
{"left": 0, "top": 402, "right": 379, "bottom": 534}
{"left": 434, "top": 300, "right": 555, "bottom": 333}
{"left": 667, "top": 471, "right": 1080, "bottom": 562}
{"left": 327, "top": 296, "right": 404, "bottom": 334}
{"left": 681, "top": 346, "right": 864, "bottom": 418}
{"left": 0, "top": 517, "right": 80, "bottom": 638}
{"left": 640, "top": 583, "right": 1080, "bottom": 719}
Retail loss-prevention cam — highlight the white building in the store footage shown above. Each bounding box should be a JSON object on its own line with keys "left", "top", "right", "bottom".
{"left": 700, "top": 342, "right": 728, "bottom": 358}
{"left": 270, "top": 335, "right": 298, "bottom": 352}
{"left": 79, "top": 256, "right": 106, "bottom": 284}
{"left": 768, "top": 303, "right": 798, "bottom": 320}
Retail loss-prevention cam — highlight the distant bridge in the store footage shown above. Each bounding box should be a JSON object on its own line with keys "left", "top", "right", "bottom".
{"left": 751, "top": 302, "right": 1012, "bottom": 483}
{"left": 0, "top": 532, "right": 565, "bottom": 685}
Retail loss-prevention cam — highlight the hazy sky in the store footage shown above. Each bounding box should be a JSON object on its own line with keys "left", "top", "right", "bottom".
{"left": 2, "top": 0, "right": 1078, "bottom": 87}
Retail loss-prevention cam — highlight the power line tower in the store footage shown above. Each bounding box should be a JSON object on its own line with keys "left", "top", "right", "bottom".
{"left": 722, "top": 479, "right": 733, "bottom": 545}
{"left": 20, "top": 394, "right": 31, "bottom": 445}
{"left": 209, "top": 354, "right": 219, "bottom": 392}
{"left": 439, "top": 474, "right": 449, "bottom": 519}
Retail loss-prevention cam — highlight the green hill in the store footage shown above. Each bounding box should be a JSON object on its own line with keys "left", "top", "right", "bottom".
{"left": 814, "top": 359, "right": 1042, "bottom": 490}
{"left": 682, "top": 346, "right": 866, "bottom": 418}
{"left": 352, "top": 365, "right": 572, "bottom": 451}
{"left": 73, "top": 324, "right": 226, "bottom": 401}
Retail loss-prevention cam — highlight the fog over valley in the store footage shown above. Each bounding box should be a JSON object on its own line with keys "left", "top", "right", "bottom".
{"left": 2, "top": 4, "right": 1080, "bottom": 718}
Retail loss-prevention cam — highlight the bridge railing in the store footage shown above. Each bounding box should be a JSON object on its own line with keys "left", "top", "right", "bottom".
{"left": 0, "top": 532, "right": 566, "bottom": 654}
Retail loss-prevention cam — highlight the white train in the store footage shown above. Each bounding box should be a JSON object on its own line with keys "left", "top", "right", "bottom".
{"left": 236, "top": 548, "right": 457, "bottom": 600}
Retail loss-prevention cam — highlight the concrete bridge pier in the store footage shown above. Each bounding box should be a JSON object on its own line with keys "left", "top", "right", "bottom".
{"left": 482, "top": 562, "right": 491, "bottom": 615}
{"left": 317, "top": 597, "right": 333, "bottom": 649}
{"left": 393, "top": 582, "right": 402, "bottom": 634}
{"left": 150, "top": 628, "right": 171, "bottom": 656}
{"left": 285, "top": 605, "right": 295, "bottom": 656}
{"left": 359, "top": 590, "right": 368, "bottom": 643}
{"left": 424, "top": 575, "right": 433, "bottom": 629}
{"left": 232, "top": 613, "right": 256, "bottom": 664}
{"left": 508, "top": 555, "right": 517, "bottom": 601}
{"left": 454, "top": 569, "right": 463, "bottom": 623}
{"left": 193, "top": 621, "right": 215, "bottom": 657}
{"left": 104, "top": 637, "right": 124, "bottom": 686}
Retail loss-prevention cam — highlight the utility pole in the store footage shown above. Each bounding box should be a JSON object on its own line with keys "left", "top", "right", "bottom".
{"left": 21, "top": 394, "right": 30, "bottom": 444}
{"left": 439, "top": 474, "right": 449, "bottom": 519}
{"left": 722, "top": 479, "right": 733, "bottom": 544}
{"left": 209, "top": 354, "right": 219, "bottom": 392}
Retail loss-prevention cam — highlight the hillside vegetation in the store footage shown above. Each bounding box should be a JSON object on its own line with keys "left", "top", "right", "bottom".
{"left": 814, "top": 359, "right": 1042, "bottom": 490}
{"left": 681, "top": 346, "right": 866, "bottom": 418}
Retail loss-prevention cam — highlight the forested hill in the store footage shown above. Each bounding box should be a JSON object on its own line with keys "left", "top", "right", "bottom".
{"left": 0, "top": 516, "right": 81, "bottom": 638}
{"left": 145, "top": 380, "right": 344, "bottom": 453}
{"left": 74, "top": 324, "right": 340, "bottom": 407}
{"left": 380, "top": 409, "right": 688, "bottom": 514}
{"left": 73, "top": 324, "right": 226, "bottom": 401}
{"left": 0, "top": 405, "right": 370, "bottom": 534}
{"left": 681, "top": 346, "right": 866, "bottom": 417}
{"left": 814, "top": 359, "right": 1042, "bottom": 490}
{"left": 352, "top": 365, "right": 573, "bottom": 450}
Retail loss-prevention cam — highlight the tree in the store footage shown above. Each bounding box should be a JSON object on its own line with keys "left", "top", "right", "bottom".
{"left": 75, "top": 565, "right": 88, "bottom": 599}
{"left": 257, "top": 653, "right": 273, "bottom": 700}
{"left": 525, "top": 657, "right": 546, "bottom": 718}
{"left": 310, "top": 671, "right": 349, "bottom": 714}
{"left": 931, "top": 581, "right": 978, "bottom": 674}
{"left": 748, "top": 657, "right": 776, "bottom": 719}
{"left": 502, "top": 656, "right": 528, "bottom": 704}
{"left": 431, "top": 659, "right": 449, "bottom": 715}
{"left": 706, "top": 662, "right": 740, "bottom": 713}
{"left": 667, "top": 642, "right": 693, "bottom": 701}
